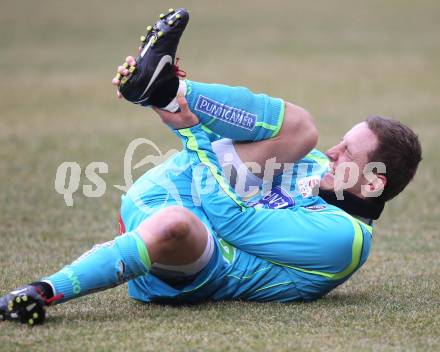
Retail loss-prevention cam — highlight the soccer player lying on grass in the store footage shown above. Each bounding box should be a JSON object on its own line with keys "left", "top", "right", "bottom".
{"left": 0, "top": 8, "right": 422, "bottom": 326}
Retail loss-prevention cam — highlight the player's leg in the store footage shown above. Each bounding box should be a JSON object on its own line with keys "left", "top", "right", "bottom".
{"left": 0, "top": 206, "right": 212, "bottom": 325}
{"left": 136, "top": 205, "right": 210, "bottom": 267}
{"left": 113, "top": 7, "right": 283, "bottom": 141}
{"left": 113, "top": 8, "right": 316, "bottom": 145}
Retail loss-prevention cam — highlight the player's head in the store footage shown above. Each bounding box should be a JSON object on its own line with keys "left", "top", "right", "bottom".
{"left": 320, "top": 115, "right": 422, "bottom": 202}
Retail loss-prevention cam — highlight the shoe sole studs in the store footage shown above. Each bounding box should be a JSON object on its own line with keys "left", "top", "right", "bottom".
{"left": 121, "top": 8, "right": 186, "bottom": 89}
{"left": 2, "top": 295, "right": 43, "bottom": 325}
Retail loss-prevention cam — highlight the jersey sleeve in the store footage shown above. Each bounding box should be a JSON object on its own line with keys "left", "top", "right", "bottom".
{"left": 185, "top": 80, "right": 285, "bottom": 142}
{"left": 175, "top": 124, "right": 364, "bottom": 277}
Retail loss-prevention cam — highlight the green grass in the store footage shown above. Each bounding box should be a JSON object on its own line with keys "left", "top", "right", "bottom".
{"left": 1, "top": 0, "right": 439, "bottom": 350}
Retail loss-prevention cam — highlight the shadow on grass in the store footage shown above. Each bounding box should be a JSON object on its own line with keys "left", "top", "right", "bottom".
{"left": 41, "top": 290, "right": 379, "bottom": 326}
{"left": 321, "top": 290, "right": 377, "bottom": 306}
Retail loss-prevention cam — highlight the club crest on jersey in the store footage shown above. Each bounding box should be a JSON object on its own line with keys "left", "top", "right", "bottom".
{"left": 195, "top": 95, "right": 256, "bottom": 130}
{"left": 248, "top": 186, "right": 295, "bottom": 209}
{"left": 296, "top": 176, "right": 321, "bottom": 198}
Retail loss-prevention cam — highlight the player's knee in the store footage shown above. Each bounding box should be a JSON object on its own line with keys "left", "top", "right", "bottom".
{"left": 155, "top": 206, "right": 193, "bottom": 243}
{"left": 136, "top": 206, "right": 202, "bottom": 257}
{"left": 137, "top": 206, "right": 207, "bottom": 264}
{"left": 164, "top": 206, "right": 192, "bottom": 242}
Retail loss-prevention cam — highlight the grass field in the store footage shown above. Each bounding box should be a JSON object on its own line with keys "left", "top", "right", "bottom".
{"left": 1, "top": 0, "right": 439, "bottom": 351}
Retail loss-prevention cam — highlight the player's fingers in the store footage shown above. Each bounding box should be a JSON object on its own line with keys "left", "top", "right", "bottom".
{"left": 117, "top": 90, "right": 122, "bottom": 99}
{"left": 112, "top": 74, "right": 121, "bottom": 85}
{"left": 138, "top": 46, "right": 142, "bottom": 53}
{"left": 117, "top": 65, "right": 129, "bottom": 76}
{"left": 125, "top": 56, "right": 136, "bottom": 66}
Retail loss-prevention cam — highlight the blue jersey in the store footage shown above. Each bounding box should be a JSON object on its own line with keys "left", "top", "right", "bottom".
{"left": 244, "top": 148, "right": 329, "bottom": 209}
{"left": 178, "top": 124, "right": 373, "bottom": 299}
{"left": 121, "top": 124, "right": 373, "bottom": 303}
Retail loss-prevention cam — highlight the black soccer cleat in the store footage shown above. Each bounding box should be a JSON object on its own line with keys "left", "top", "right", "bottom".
{"left": 118, "top": 8, "right": 189, "bottom": 107}
{"left": 0, "top": 285, "right": 62, "bottom": 326}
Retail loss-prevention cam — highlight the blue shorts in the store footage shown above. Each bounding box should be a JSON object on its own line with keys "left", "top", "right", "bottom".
{"left": 119, "top": 164, "right": 303, "bottom": 303}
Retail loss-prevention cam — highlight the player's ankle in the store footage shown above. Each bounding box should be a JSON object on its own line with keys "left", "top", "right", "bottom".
{"left": 148, "top": 76, "right": 180, "bottom": 109}
{"left": 30, "top": 281, "right": 54, "bottom": 299}
{"left": 159, "top": 80, "right": 187, "bottom": 112}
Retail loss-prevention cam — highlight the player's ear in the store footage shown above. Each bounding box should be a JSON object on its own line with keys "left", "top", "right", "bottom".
{"left": 362, "top": 174, "right": 387, "bottom": 198}
{"left": 377, "top": 174, "right": 387, "bottom": 190}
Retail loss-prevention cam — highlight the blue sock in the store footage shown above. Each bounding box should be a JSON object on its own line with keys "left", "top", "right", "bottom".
{"left": 43, "top": 232, "right": 151, "bottom": 303}
{"left": 185, "top": 80, "right": 285, "bottom": 142}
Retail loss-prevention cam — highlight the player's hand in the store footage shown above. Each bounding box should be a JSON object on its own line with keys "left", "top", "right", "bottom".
{"left": 112, "top": 54, "right": 138, "bottom": 98}
{"left": 153, "top": 96, "right": 199, "bottom": 129}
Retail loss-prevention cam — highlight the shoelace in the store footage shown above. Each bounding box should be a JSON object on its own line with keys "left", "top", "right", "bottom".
{"left": 173, "top": 57, "right": 187, "bottom": 78}
{"left": 35, "top": 286, "right": 64, "bottom": 305}
{"left": 45, "top": 293, "right": 64, "bottom": 305}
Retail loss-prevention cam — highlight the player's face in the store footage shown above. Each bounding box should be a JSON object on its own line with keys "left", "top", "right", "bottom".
{"left": 320, "top": 122, "right": 379, "bottom": 197}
